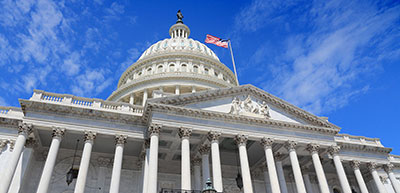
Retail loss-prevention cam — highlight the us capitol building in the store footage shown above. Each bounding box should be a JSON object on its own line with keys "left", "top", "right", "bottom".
{"left": 0, "top": 13, "right": 399, "bottom": 193}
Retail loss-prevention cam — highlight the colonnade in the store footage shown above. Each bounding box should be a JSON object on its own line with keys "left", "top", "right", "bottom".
{"left": 1, "top": 123, "right": 400, "bottom": 193}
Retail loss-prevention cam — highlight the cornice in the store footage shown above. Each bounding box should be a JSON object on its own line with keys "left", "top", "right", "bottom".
{"left": 20, "top": 99, "right": 145, "bottom": 125}
{"left": 118, "top": 52, "right": 237, "bottom": 88}
{"left": 338, "top": 142, "right": 392, "bottom": 154}
{"left": 108, "top": 72, "right": 233, "bottom": 101}
{"left": 148, "top": 84, "right": 340, "bottom": 130}
{"left": 146, "top": 102, "right": 338, "bottom": 135}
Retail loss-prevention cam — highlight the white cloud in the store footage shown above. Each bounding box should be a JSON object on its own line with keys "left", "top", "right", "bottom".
{"left": 71, "top": 69, "right": 112, "bottom": 96}
{"left": 240, "top": 0, "right": 400, "bottom": 114}
{"left": 62, "top": 51, "right": 82, "bottom": 76}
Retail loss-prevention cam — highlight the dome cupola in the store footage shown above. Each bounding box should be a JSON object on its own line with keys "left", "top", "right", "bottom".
{"left": 107, "top": 11, "right": 238, "bottom": 105}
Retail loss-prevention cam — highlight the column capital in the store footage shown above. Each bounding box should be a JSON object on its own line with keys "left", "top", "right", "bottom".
{"left": 178, "top": 127, "right": 192, "bottom": 139}
{"left": 148, "top": 124, "right": 161, "bottom": 137}
{"left": 284, "top": 140, "right": 297, "bottom": 151}
{"left": 350, "top": 160, "right": 361, "bottom": 170}
{"left": 260, "top": 137, "right": 274, "bottom": 149}
{"left": 0, "top": 139, "right": 8, "bottom": 148}
{"left": 234, "top": 134, "right": 248, "bottom": 146}
{"left": 192, "top": 157, "right": 201, "bottom": 166}
{"left": 328, "top": 145, "right": 341, "bottom": 156}
{"left": 306, "top": 143, "right": 320, "bottom": 154}
{"left": 25, "top": 137, "right": 38, "bottom": 148}
{"left": 198, "top": 144, "right": 210, "bottom": 155}
{"left": 115, "top": 135, "right": 127, "bottom": 145}
{"left": 384, "top": 163, "right": 394, "bottom": 173}
{"left": 207, "top": 131, "right": 221, "bottom": 142}
{"left": 84, "top": 131, "right": 97, "bottom": 142}
{"left": 52, "top": 127, "right": 65, "bottom": 139}
{"left": 367, "top": 162, "right": 378, "bottom": 171}
{"left": 18, "top": 122, "right": 33, "bottom": 136}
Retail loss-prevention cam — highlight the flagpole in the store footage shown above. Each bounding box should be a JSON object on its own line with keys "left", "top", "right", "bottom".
{"left": 228, "top": 40, "right": 239, "bottom": 86}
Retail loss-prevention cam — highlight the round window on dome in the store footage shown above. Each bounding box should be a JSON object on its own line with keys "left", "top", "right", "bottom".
{"left": 157, "top": 65, "right": 163, "bottom": 73}
{"left": 169, "top": 64, "right": 175, "bottom": 72}
{"left": 204, "top": 68, "right": 209, "bottom": 74}
{"left": 193, "top": 65, "right": 199, "bottom": 73}
{"left": 147, "top": 68, "right": 152, "bottom": 74}
{"left": 181, "top": 64, "right": 187, "bottom": 72}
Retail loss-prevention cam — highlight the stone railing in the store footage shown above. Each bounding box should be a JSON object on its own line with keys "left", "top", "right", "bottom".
{"left": 335, "top": 134, "right": 383, "bottom": 147}
{"left": 0, "top": 106, "right": 24, "bottom": 119}
{"left": 30, "top": 90, "right": 144, "bottom": 115}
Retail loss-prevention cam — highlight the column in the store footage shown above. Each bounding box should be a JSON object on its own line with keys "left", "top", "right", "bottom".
{"left": 275, "top": 153, "right": 288, "bottom": 193}
{"left": 179, "top": 127, "right": 192, "bottom": 190}
{"left": 350, "top": 161, "right": 369, "bottom": 193}
{"left": 129, "top": 94, "right": 135, "bottom": 105}
{"left": 142, "top": 139, "right": 150, "bottom": 193}
{"left": 147, "top": 125, "right": 161, "bottom": 193}
{"left": 74, "top": 131, "right": 97, "bottom": 193}
{"left": 260, "top": 138, "right": 281, "bottom": 193}
{"left": 307, "top": 143, "right": 329, "bottom": 193}
{"left": 385, "top": 164, "right": 400, "bottom": 193}
{"left": 235, "top": 134, "right": 253, "bottom": 193}
{"left": 368, "top": 162, "right": 388, "bottom": 193}
{"left": 193, "top": 157, "right": 202, "bottom": 191}
{"left": 142, "top": 89, "right": 148, "bottom": 106}
{"left": 36, "top": 128, "right": 65, "bottom": 193}
{"left": 109, "top": 135, "right": 127, "bottom": 193}
{"left": 0, "top": 122, "right": 33, "bottom": 193}
{"left": 263, "top": 167, "right": 271, "bottom": 193}
{"left": 199, "top": 144, "right": 211, "bottom": 187}
{"left": 302, "top": 168, "right": 314, "bottom": 193}
{"left": 175, "top": 85, "right": 180, "bottom": 95}
{"left": 329, "top": 146, "right": 352, "bottom": 193}
{"left": 207, "top": 131, "right": 223, "bottom": 192}
{"left": 284, "top": 141, "right": 306, "bottom": 193}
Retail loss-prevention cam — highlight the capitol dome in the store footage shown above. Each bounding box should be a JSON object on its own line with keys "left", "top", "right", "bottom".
{"left": 107, "top": 18, "right": 238, "bottom": 105}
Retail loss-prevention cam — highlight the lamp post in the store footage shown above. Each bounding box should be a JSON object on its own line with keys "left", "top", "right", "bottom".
{"left": 202, "top": 178, "right": 217, "bottom": 193}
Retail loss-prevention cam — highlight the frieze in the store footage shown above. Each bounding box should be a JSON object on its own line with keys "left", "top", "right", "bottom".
{"left": 229, "top": 95, "right": 270, "bottom": 119}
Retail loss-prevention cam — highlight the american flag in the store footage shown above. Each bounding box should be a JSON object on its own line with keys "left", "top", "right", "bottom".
{"left": 205, "top": 34, "right": 229, "bottom": 48}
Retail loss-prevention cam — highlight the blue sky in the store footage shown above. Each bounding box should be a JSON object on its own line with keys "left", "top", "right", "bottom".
{"left": 0, "top": 0, "right": 399, "bottom": 154}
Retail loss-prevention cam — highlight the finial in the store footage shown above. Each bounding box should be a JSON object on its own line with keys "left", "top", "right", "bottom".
{"left": 177, "top": 10, "right": 183, "bottom": 24}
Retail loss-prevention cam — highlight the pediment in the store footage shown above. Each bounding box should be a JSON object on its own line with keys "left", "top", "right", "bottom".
{"left": 148, "top": 85, "right": 339, "bottom": 130}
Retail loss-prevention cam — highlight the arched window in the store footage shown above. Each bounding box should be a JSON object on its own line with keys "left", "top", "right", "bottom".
{"left": 138, "top": 72, "right": 142, "bottom": 77}
{"left": 169, "top": 64, "right": 175, "bottom": 72}
{"left": 147, "top": 68, "right": 152, "bottom": 74}
{"left": 157, "top": 65, "right": 163, "bottom": 73}
{"left": 204, "top": 68, "right": 209, "bottom": 74}
{"left": 193, "top": 65, "right": 199, "bottom": 73}
{"left": 214, "top": 71, "right": 219, "bottom": 77}
{"left": 181, "top": 64, "right": 187, "bottom": 72}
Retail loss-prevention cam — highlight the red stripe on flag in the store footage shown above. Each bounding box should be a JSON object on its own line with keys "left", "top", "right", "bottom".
{"left": 205, "top": 34, "right": 228, "bottom": 48}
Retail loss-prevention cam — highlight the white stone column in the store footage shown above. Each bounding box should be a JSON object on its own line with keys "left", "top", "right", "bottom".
{"left": 385, "top": 164, "right": 400, "bottom": 193}
{"left": 142, "top": 139, "right": 150, "bottom": 193}
{"left": 260, "top": 138, "right": 281, "bottom": 193}
{"left": 175, "top": 85, "right": 180, "bottom": 95}
{"left": 284, "top": 141, "right": 306, "bottom": 193}
{"left": 142, "top": 89, "right": 148, "bottom": 107}
{"left": 368, "top": 162, "right": 388, "bottom": 193}
{"left": 263, "top": 167, "right": 272, "bottom": 193}
{"left": 193, "top": 157, "right": 202, "bottom": 191}
{"left": 0, "top": 122, "right": 32, "bottom": 193}
{"left": 74, "top": 131, "right": 96, "bottom": 193}
{"left": 350, "top": 161, "right": 369, "bottom": 193}
{"left": 274, "top": 153, "right": 288, "bottom": 193}
{"left": 129, "top": 94, "right": 135, "bottom": 105}
{"left": 207, "top": 131, "right": 223, "bottom": 192}
{"left": 179, "top": 127, "right": 192, "bottom": 190}
{"left": 329, "top": 146, "right": 352, "bottom": 193}
{"left": 147, "top": 125, "right": 161, "bottom": 193}
{"left": 199, "top": 144, "right": 211, "bottom": 187}
{"left": 235, "top": 134, "right": 253, "bottom": 193}
{"left": 109, "top": 135, "right": 127, "bottom": 193}
{"left": 36, "top": 128, "right": 65, "bottom": 193}
{"left": 307, "top": 143, "right": 329, "bottom": 193}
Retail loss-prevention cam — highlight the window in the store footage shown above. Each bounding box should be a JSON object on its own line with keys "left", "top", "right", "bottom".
{"left": 193, "top": 65, "right": 199, "bottom": 73}
{"left": 147, "top": 68, "right": 152, "bottom": 74}
{"left": 157, "top": 65, "right": 163, "bottom": 73}
{"left": 169, "top": 64, "right": 175, "bottom": 72}
{"left": 181, "top": 64, "right": 187, "bottom": 72}
{"left": 204, "top": 68, "right": 209, "bottom": 74}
